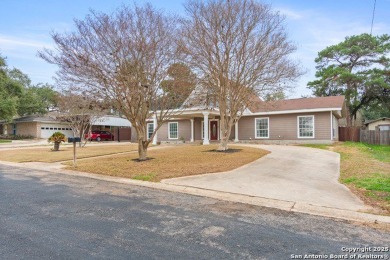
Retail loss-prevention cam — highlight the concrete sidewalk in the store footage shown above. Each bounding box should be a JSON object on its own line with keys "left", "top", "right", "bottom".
{"left": 0, "top": 139, "right": 132, "bottom": 150}
{"left": 162, "top": 144, "right": 368, "bottom": 212}
{"left": 0, "top": 139, "right": 49, "bottom": 149}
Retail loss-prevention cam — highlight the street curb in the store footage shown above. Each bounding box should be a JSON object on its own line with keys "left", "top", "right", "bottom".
{"left": 1, "top": 160, "right": 389, "bottom": 225}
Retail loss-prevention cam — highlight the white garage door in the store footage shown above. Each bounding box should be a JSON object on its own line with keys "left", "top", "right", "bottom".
{"left": 40, "top": 124, "right": 74, "bottom": 139}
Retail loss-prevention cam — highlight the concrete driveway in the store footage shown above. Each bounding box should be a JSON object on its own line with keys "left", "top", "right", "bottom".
{"left": 162, "top": 145, "right": 368, "bottom": 211}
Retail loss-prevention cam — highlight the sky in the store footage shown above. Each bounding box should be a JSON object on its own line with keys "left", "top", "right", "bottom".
{"left": 0, "top": 0, "right": 389, "bottom": 98}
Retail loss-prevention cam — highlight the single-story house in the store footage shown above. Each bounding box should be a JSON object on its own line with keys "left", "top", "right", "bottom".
{"left": 1, "top": 116, "right": 74, "bottom": 139}
{"left": 132, "top": 93, "right": 346, "bottom": 145}
{"left": 1, "top": 115, "right": 132, "bottom": 140}
{"left": 364, "top": 117, "right": 390, "bottom": 131}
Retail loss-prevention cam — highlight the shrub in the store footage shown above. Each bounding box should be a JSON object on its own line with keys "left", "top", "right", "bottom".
{"left": 48, "top": 132, "right": 66, "bottom": 151}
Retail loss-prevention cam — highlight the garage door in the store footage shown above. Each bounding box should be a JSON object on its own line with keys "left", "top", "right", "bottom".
{"left": 40, "top": 124, "right": 74, "bottom": 139}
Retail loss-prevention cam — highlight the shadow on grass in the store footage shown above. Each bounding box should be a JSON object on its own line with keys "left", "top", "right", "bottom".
{"left": 204, "top": 149, "right": 242, "bottom": 154}
{"left": 130, "top": 158, "right": 155, "bottom": 162}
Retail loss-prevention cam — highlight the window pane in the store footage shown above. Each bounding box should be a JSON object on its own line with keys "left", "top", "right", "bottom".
{"left": 256, "top": 118, "right": 268, "bottom": 138}
{"left": 147, "top": 123, "right": 154, "bottom": 139}
{"left": 299, "top": 117, "right": 313, "bottom": 137}
{"left": 169, "top": 123, "right": 178, "bottom": 139}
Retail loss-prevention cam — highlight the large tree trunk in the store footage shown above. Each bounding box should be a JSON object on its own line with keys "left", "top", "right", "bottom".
{"left": 217, "top": 108, "right": 234, "bottom": 151}
{"left": 218, "top": 137, "right": 229, "bottom": 151}
{"left": 138, "top": 138, "right": 148, "bottom": 161}
{"left": 134, "top": 124, "right": 150, "bottom": 161}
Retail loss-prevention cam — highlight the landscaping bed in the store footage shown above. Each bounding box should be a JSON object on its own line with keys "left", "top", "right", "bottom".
{"left": 64, "top": 145, "right": 269, "bottom": 182}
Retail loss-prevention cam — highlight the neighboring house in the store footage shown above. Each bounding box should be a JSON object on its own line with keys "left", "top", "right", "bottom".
{"left": 1, "top": 116, "right": 73, "bottom": 138}
{"left": 1, "top": 115, "right": 132, "bottom": 139}
{"left": 133, "top": 94, "right": 346, "bottom": 145}
{"left": 364, "top": 117, "right": 390, "bottom": 131}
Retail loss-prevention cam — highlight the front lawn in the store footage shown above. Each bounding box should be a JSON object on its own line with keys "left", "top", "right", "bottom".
{"left": 0, "top": 144, "right": 138, "bottom": 163}
{"left": 343, "top": 142, "right": 390, "bottom": 163}
{"left": 0, "top": 140, "right": 12, "bottom": 144}
{"left": 64, "top": 145, "right": 269, "bottom": 182}
{"left": 304, "top": 142, "right": 390, "bottom": 213}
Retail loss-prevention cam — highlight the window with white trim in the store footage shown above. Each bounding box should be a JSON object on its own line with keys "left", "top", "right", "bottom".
{"left": 147, "top": 123, "right": 154, "bottom": 140}
{"left": 298, "top": 116, "right": 314, "bottom": 138}
{"left": 255, "top": 118, "right": 269, "bottom": 138}
{"left": 168, "top": 122, "right": 178, "bottom": 139}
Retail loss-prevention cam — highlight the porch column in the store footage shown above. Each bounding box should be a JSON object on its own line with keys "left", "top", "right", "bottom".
{"left": 190, "top": 118, "right": 194, "bottom": 142}
{"left": 234, "top": 121, "right": 239, "bottom": 142}
{"left": 152, "top": 114, "right": 158, "bottom": 145}
{"left": 202, "top": 112, "right": 210, "bottom": 145}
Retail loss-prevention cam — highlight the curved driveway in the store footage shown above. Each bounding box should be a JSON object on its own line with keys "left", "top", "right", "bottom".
{"left": 162, "top": 145, "right": 368, "bottom": 211}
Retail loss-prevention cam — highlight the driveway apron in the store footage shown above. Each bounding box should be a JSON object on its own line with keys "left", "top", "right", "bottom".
{"left": 162, "top": 145, "right": 367, "bottom": 211}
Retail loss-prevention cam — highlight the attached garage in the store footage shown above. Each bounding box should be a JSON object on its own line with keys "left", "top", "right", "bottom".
{"left": 39, "top": 123, "right": 74, "bottom": 139}
{"left": 3, "top": 116, "right": 75, "bottom": 139}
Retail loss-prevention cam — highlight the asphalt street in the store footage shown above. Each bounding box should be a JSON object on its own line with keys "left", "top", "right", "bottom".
{"left": 0, "top": 164, "right": 389, "bottom": 259}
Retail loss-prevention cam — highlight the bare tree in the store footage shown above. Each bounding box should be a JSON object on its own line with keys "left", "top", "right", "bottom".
{"left": 180, "top": 0, "right": 301, "bottom": 150}
{"left": 39, "top": 4, "right": 188, "bottom": 160}
{"left": 56, "top": 89, "right": 106, "bottom": 147}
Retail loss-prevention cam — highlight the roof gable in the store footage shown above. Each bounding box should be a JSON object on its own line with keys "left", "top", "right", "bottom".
{"left": 364, "top": 117, "right": 390, "bottom": 125}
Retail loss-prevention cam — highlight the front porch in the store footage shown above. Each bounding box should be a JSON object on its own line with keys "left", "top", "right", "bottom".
{"left": 150, "top": 110, "right": 239, "bottom": 145}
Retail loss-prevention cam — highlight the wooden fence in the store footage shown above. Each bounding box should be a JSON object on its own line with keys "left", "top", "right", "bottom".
{"left": 338, "top": 127, "right": 360, "bottom": 142}
{"left": 360, "top": 130, "right": 390, "bottom": 145}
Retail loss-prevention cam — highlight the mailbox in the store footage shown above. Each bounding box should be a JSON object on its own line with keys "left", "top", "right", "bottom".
{"left": 68, "top": 137, "right": 81, "bottom": 143}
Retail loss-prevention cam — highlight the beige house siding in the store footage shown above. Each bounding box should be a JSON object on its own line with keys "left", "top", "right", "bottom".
{"left": 129, "top": 111, "right": 334, "bottom": 143}
{"left": 194, "top": 118, "right": 202, "bottom": 140}
{"left": 16, "top": 122, "right": 40, "bottom": 138}
{"left": 237, "top": 112, "right": 331, "bottom": 141}
{"left": 5, "top": 124, "right": 13, "bottom": 135}
{"left": 157, "top": 119, "right": 191, "bottom": 142}
{"left": 367, "top": 119, "right": 390, "bottom": 130}
{"left": 130, "top": 119, "right": 194, "bottom": 142}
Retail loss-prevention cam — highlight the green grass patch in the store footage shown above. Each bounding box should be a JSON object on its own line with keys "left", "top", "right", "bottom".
{"left": 0, "top": 140, "right": 11, "bottom": 144}
{"left": 365, "top": 144, "right": 390, "bottom": 163}
{"left": 132, "top": 173, "right": 156, "bottom": 181}
{"left": 343, "top": 142, "right": 390, "bottom": 163}
{"left": 301, "top": 144, "right": 330, "bottom": 150}
{"left": 343, "top": 174, "right": 390, "bottom": 194}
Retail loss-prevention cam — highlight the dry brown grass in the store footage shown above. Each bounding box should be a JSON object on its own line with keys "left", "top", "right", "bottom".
{"left": 335, "top": 144, "right": 390, "bottom": 180}
{"left": 333, "top": 143, "right": 390, "bottom": 214}
{"left": 64, "top": 145, "right": 269, "bottom": 182}
{"left": 0, "top": 144, "right": 138, "bottom": 163}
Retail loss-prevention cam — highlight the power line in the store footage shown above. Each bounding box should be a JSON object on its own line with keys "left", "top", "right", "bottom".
{"left": 370, "top": 0, "right": 377, "bottom": 35}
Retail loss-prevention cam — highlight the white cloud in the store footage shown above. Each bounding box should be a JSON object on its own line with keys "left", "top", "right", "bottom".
{"left": 277, "top": 8, "right": 303, "bottom": 20}
{"left": 0, "top": 34, "right": 53, "bottom": 50}
{"left": 0, "top": 34, "right": 57, "bottom": 85}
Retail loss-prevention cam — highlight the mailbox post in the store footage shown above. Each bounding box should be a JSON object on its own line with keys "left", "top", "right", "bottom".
{"left": 68, "top": 137, "right": 81, "bottom": 167}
